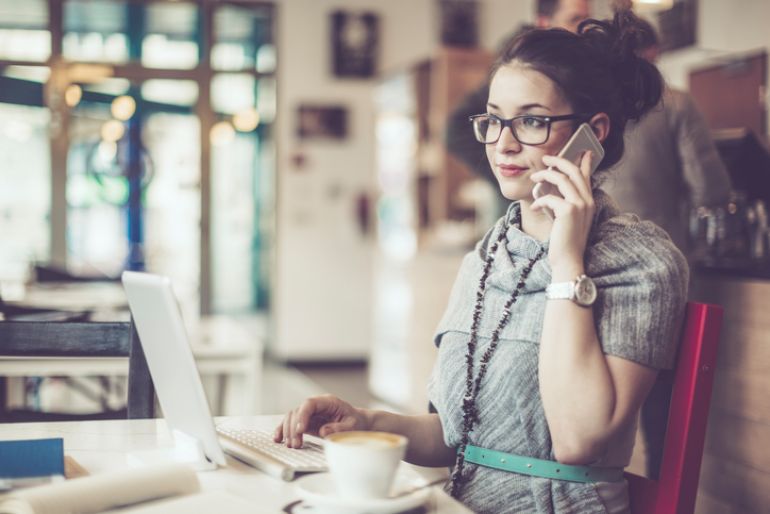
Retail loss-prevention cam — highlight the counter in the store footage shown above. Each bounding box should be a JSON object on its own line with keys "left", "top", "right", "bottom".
{"left": 691, "top": 273, "right": 770, "bottom": 513}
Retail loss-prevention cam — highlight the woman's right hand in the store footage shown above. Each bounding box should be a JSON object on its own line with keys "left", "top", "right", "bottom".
{"left": 273, "top": 394, "right": 370, "bottom": 448}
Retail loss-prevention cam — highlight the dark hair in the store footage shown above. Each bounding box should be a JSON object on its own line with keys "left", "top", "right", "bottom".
{"left": 536, "top": 0, "right": 560, "bottom": 17}
{"left": 492, "top": 10, "right": 664, "bottom": 171}
{"left": 634, "top": 16, "right": 660, "bottom": 51}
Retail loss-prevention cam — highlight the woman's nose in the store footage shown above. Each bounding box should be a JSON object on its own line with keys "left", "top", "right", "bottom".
{"left": 496, "top": 126, "right": 522, "bottom": 153}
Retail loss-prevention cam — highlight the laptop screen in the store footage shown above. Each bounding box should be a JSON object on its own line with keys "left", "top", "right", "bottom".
{"left": 122, "top": 271, "right": 227, "bottom": 466}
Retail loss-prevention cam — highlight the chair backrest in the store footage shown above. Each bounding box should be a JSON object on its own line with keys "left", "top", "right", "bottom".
{"left": 625, "top": 302, "right": 724, "bottom": 514}
{"left": 0, "top": 320, "right": 155, "bottom": 420}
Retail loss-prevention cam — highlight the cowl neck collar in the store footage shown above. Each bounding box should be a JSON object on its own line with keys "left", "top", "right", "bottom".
{"left": 478, "top": 189, "right": 620, "bottom": 294}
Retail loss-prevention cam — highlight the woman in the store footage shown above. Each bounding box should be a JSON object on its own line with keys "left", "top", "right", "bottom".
{"left": 275, "top": 11, "right": 688, "bottom": 513}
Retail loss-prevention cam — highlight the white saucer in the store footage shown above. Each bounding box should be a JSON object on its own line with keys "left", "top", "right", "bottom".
{"left": 293, "top": 473, "right": 431, "bottom": 514}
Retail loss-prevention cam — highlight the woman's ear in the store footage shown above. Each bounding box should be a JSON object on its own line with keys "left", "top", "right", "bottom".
{"left": 589, "top": 113, "right": 610, "bottom": 143}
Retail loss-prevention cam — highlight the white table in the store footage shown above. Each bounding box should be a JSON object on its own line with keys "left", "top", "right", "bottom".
{"left": 0, "top": 416, "right": 471, "bottom": 513}
{"left": 0, "top": 316, "right": 262, "bottom": 416}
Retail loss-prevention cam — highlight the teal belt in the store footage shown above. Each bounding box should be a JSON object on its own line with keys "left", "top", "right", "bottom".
{"left": 462, "top": 445, "right": 625, "bottom": 484}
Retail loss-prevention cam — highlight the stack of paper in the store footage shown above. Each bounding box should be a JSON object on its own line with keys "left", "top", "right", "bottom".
{"left": 0, "top": 464, "right": 199, "bottom": 514}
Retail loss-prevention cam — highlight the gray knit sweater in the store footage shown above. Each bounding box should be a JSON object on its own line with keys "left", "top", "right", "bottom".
{"left": 428, "top": 190, "right": 689, "bottom": 514}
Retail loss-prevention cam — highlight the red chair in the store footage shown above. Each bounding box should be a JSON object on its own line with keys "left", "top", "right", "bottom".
{"left": 626, "top": 302, "right": 724, "bottom": 514}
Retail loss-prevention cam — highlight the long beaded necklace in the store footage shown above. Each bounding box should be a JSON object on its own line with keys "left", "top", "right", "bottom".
{"left": 449, "top": 208, "right": 546, "bottom": 498}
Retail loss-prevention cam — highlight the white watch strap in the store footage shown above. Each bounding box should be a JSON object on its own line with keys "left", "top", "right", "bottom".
{"left": 545, "top": 281, "right": 575, "bottom": 300}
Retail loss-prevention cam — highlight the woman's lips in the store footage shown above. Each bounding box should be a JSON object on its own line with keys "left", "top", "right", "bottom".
{"left": 497, "top": 164, "right": 527, "bottom": 177}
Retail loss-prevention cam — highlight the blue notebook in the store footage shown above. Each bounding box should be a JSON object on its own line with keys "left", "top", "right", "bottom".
{"left": 0, "top": 438, "right": 65, "bottom": 479}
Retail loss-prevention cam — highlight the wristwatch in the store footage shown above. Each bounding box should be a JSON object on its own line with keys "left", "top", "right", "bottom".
{"left": 545, "top": 274, "right": 597, "bottom": 307}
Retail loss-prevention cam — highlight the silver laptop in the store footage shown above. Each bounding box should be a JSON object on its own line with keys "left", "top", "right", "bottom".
{"left": 121, "top": 271, "right": 327, "bottom": 480}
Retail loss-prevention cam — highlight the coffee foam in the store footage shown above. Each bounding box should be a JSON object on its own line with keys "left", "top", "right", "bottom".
{"left": 326, "top": 431, "right": 404, "bottom": 448}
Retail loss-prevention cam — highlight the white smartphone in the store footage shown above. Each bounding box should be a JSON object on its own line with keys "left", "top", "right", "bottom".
{"left": 532, "top": 122, "right": 605, "bottom": 201}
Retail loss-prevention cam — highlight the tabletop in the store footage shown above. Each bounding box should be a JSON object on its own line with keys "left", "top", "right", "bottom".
{"left": 0, "top": 315, "right": 258, "bottom": 376}
{"left": 0, "top": 415, "right": 472, "bottom": 514}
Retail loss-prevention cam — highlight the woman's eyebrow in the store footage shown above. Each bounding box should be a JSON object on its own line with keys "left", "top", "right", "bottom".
{"left": 486, "top": 102, "right": 552, "bottom": 112}
{"left": 519, "top": 103, "right": 551, "bottom": 112}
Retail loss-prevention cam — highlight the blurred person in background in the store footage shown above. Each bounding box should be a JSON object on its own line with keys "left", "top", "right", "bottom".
{"left": 602, "top": 17, "right": 732, "bottom": 481}
{"left": 536, "top": 0, "right": 592, "bottom": 32}
{"left": 603, "top": 17, "right": 732, "bottom": 258}
{"left": 445, "top": 0, "right": 592, "bottom": 205}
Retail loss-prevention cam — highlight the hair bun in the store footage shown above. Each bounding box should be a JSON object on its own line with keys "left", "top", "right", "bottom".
{"left": 578, "top": 10, "right": 663, "bottom": 121}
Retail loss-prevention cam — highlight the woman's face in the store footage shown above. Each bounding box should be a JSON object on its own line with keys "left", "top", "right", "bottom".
{"left": 485, "top": 63, "right": 577, "bottom": 201}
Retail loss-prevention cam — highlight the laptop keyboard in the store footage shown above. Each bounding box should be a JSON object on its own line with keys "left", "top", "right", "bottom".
{"left": 216, "top": 425, "right": 327, "bottom": 479}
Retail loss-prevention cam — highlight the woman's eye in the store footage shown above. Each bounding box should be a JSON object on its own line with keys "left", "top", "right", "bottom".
{"left": 521, "top": 116, "right": 545, "bottom": 129}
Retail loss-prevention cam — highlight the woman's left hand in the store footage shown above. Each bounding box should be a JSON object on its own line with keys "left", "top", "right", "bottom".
{"left": 530, "top": 151, "right": 596, "bottom": 274}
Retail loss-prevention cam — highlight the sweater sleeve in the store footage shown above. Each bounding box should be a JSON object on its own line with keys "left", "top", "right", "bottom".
{"left": 589, "top": 219, "right": 690, "bottom": 369}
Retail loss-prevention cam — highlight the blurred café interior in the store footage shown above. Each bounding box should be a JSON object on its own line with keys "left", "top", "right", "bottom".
{"left": 0, "top": 0, "right": 769, "bottom": 511}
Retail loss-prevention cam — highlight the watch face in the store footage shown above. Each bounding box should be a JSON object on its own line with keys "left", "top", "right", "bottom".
{"left": 575, "top": 276, "right": 597, "bottom": 306}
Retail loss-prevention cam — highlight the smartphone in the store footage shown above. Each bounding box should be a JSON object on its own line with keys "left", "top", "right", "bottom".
{"left": 532, "top": 122, "right": 605, "bottom": 201}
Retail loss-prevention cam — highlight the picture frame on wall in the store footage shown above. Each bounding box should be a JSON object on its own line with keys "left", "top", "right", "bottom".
{"left": 657, "top": 0, "right": 697, "bottom": 52}
{"left": 331, "top": 10, "right": 378, "bottom": 78}
{"left": 297, "top": 104, "right": 348, "bottom": 140}
{"left": 439, "top": 0, "right": 479, "bottom": 48}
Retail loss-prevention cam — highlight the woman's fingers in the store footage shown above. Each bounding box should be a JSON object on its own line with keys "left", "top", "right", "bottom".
{"left": 295, "top": 398, "right": 320, "bottom": 435}
{"left": 531, "top": 168, "right": 583, "bottom": 204}
{"left": 531, "top": 192, "right": 573, "bottom": 218}
{"left": 539, "top": 153, "right": 592, "bottom": 201}
{"left": 275, "top": 409, "right": 305, "bottom": 448}
{"left": 275, "top": 412, "right": 292, "bottom": 443}
{"left": 276, "top": 395, "right": 348, "bottom": 448}
{"left": 579, "top": 150, "right": 595, "bottom": 182}
{"left": 284, "top": 410, "right": 297, "bottom": 447}
{"left": 531, "top": 182, "right": 595, "bottom": 224}
{"left": 319, "top": 416, "right": 356, "bottom": 438}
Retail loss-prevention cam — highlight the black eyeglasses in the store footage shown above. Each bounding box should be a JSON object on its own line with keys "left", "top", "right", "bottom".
{"left": 469, "top": 113, "right": 590, "bottom": 145}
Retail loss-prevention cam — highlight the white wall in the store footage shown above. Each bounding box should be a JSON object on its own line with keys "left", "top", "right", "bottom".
{"left": 272, "top": 0, "right": 529, "bottom": 360}
{"left": 273, "top": 0, "right": 436, "bottom": 360}
{"left": 656, "top": 0, "right": 769, "bottom": 130}
{"left": 479, "top": 0, "right": 533, "bottom": 50}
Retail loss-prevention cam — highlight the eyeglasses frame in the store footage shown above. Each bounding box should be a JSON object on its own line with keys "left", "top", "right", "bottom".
{"left": 468, "top": 113, "right": 593, "bottom": 146}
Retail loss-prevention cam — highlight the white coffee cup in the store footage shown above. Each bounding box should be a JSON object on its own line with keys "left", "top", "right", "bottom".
{"left": 323, "top": 431, "right": 408, "bottom": 500}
